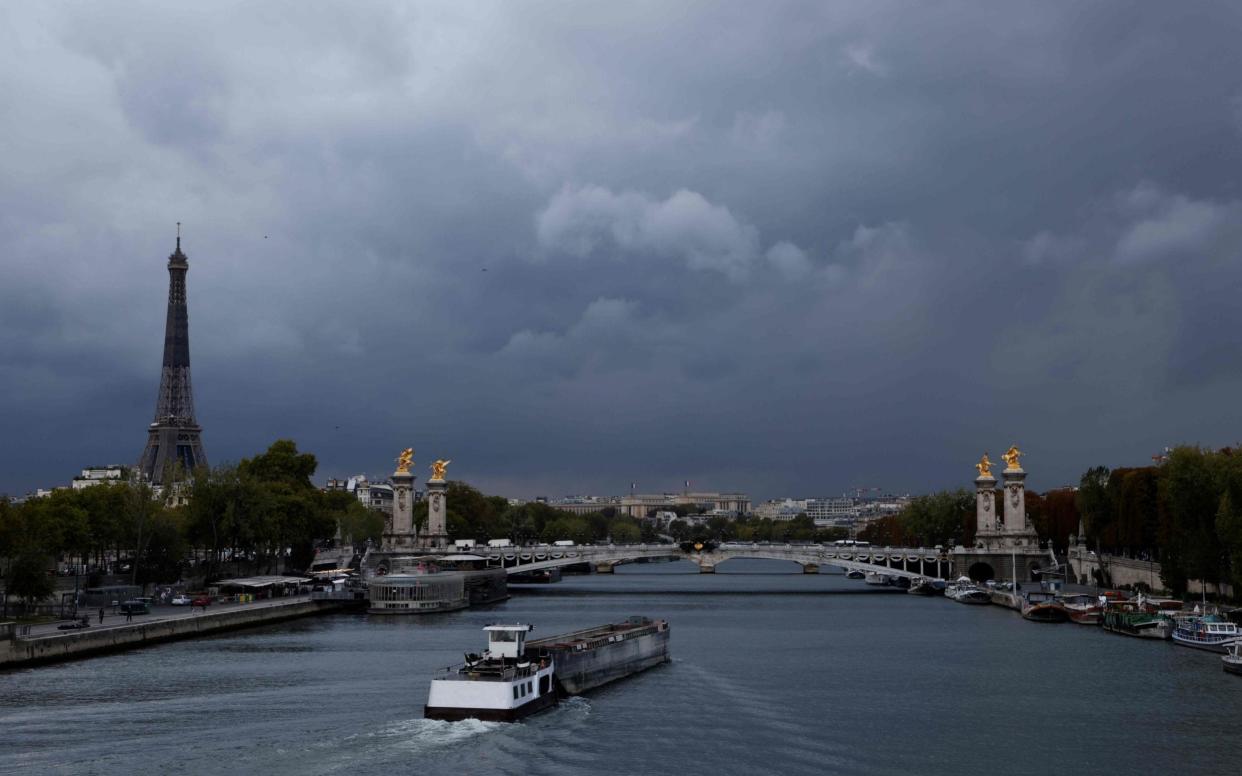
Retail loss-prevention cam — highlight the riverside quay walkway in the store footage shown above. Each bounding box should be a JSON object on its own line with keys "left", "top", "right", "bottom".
{"left": 0, "top": 596, "right": 342, "bottom": 669}
{"left": 479, "top": 542, "right": 952, "bottom": 578}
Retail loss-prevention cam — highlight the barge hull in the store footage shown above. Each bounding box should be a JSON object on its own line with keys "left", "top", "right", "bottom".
{"left": 1172, "top": 636, "right": 1236, "bottom": 653}
{"left": 529, "top": 617, "right": 670, "bottom": 696}
{"left": 425, "top": 692, "right": 557, "bottom": 722}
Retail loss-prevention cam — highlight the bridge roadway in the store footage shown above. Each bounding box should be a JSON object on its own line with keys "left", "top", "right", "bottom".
{"left": 474, "top": 543, "right": 951, "bottom": 579}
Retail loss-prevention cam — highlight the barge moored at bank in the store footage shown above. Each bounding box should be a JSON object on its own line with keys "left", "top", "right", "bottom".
{"left": 425, "top": 617, "right": 670, "bottom": 721}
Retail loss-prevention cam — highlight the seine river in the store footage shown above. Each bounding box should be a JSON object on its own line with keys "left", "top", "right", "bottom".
{"left": 3, "top": 560, "right": 1241, "bottom": 775}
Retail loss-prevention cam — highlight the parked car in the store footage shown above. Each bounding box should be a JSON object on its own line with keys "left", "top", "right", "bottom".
{"left": 191, "top": 596, "right": 212, "bottom": 608}
{"left": 170, "top": 595, "right": 192, "bottom": 606}
{"left": 118, "top": 600, "right": 149, "bottom": 615}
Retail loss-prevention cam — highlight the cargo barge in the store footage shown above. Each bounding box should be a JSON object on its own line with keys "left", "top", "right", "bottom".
{"left": 425, "top": 616, "right": 670, "bottom": 721}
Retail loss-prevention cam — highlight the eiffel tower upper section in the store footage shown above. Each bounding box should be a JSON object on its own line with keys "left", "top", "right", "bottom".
{"left": 138, "top": 227, "right": 207, "bottom": 485}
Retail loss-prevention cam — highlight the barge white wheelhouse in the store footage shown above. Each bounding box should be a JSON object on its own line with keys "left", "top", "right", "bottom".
{"left": 425, "top": 625, "right": 557, "bottom": 722}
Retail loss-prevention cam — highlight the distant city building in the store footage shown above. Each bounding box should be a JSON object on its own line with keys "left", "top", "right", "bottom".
{"left": 540, "top": 491, "right": 750, "bottom": 519}
{"left": 324, "top": 474, "right": 419, "bottom": 516}
{"left": 618, "top": 492, "right": 751, "bottom": 519}
{"left": 71, "top": 465, "right": 126, "bottom": 490}
{"left": 751, "top": 492, "right": 911, "bottom": 531}
{"left": 546, "top": 495, "right": 622, "bottom": 515}
{"left": 863, "top": 495, "right": 909, "bottom": 518}
{"left": 754, "top": 499, "right": 808, "bottom": 521}
{"left": 806, "top": 497, "right": 858, "bottom": 526}
{"left": 365, "top": 482, "right": 394, "bottom": 514}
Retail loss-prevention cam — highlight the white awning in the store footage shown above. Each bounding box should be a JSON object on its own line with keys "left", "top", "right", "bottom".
{"left": 215, "top": 575, "right": 312, "bottom": 588}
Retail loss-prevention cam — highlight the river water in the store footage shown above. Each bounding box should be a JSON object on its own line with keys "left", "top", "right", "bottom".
{"left": 2, "top": 559, "right": 1240, "bottom": 776}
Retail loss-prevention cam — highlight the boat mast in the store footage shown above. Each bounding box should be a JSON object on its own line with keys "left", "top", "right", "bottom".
{"left": 1012, "top": 547, "right": 1018, "bottom": 599}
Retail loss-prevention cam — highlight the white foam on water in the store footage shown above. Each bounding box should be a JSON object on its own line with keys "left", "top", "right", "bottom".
{"left": 390, "top": 716, "right": 502, "bottom": 751}
{"left": 554, "top": 695, "right": 592, "bottom": 719}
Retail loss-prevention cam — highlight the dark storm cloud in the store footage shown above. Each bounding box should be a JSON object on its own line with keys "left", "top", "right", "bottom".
{"left": 3, "top": 2, "right": 1242, "bottom": 499}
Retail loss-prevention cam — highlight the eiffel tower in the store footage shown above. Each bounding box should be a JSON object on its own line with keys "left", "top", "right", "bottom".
{"left": 138, "top": 224, "right": 207, "bottom": 485}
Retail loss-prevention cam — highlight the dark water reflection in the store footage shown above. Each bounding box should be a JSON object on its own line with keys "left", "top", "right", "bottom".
{"left": 2, "top": 559, "right": 1239, "bottom": 775}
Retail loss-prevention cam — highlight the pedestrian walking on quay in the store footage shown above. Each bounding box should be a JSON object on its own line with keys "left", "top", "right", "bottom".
{"left": 98, "top": 608, "right": 104, "bottom": 624}
{"left": 125, "top": 610, "right": 132, "bottom": 623}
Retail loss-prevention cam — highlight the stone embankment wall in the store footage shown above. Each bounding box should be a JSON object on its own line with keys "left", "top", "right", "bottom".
{"left": 1067, "top": 548, "right": 1233, "bottom": 597}
{"left": 0, "top": 599, "right": 337, "bottom": 669}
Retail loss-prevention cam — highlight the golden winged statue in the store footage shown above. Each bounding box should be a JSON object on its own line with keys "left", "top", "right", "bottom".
{"left": 395, "top": 448, "right": 414, "bottom": 474}
{"left": 430, "top": 459, "right": 451, "bottom": 481}
{"left": 1002, "top": 445, "right": 1023, "bottom": 471}
{"left": 975, "top": 453, "right": 994, "bottom": 478}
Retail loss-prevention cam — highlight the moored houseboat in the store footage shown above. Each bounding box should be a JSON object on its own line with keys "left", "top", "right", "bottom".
{"left": 1059, "top": 593, "right": 1103, "bottom": 625}
{"left": 1021, "top": 591, "right": 1068, "bottom": 623}
{"left": 908, "top": 578, "right": 936, "bottom": 596}
{"left": 1101, "top": 604, "right": 1174, "bottom": 640}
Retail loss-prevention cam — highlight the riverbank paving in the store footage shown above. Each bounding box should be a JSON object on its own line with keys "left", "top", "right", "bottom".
{"left": 19, "top": 595, "right": 314, "bottom": 638}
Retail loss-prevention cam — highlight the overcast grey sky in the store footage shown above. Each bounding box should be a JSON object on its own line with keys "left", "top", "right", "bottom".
{"left": 3, "top": 2, "right": 1242, "bottom": 500}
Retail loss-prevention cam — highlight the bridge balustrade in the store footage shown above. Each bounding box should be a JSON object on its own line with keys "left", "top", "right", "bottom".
{"left": 476, "top": 542, "right": 949, "bottom": 579}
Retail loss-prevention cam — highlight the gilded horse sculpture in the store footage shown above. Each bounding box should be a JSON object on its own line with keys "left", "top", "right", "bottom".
{"left": 975, "top": 454, "right": 994, "bottom": 478}
{"left": 396, "top": 448, "right": 414, "bottom": 474}
{"left": 1002, "top": 445, "right": 1023, "bottom": 471}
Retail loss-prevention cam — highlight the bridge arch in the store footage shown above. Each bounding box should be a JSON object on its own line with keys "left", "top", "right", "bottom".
{"left": 967, "top": 561, "right": 995, "bottom": 582}
{"left": 706, "top": 557, "right": 813, "bottom": 574}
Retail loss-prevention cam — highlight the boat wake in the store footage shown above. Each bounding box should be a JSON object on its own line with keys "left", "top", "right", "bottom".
{"left": 548, "top": 695, "right": 592, "bottom": 721}
{"left": 356, "top": 715, "right": 503, "bottom": 752}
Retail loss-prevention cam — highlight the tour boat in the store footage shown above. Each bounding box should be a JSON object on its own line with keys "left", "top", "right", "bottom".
{"left": 1172, "top": 615, "right": 1240, "bottom": 652}
{"left": 864, "top": 572, "right": 889, "bottom": 586}
{"left": 845, "top": 570, "right": 866, "bottom": 580}
{"left": 1223, "top": 642, "right": 1242, "bottom": 677}
{"left": 1021, "top": 592, "right": 1068, "bottom": 623}
{"left": 425, "top": 617, "right": 670, "bottom": 722}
